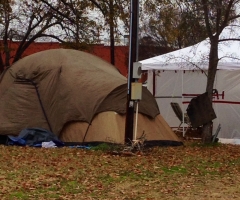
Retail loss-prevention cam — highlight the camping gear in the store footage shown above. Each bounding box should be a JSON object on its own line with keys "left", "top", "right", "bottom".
{"left": 140, "top": 24, "right": 240, "bottom": 143}
{"left": 0, "top": 49, "right": 182, "bottom": 146}
{"left": 170, "top": 102, "right": 191, "bottom": 133}
{"left": 7, "top": 128, "right": 64, "bottom": 147}
{"left": 186, "top": 92, "right": 216, "bottom": 128}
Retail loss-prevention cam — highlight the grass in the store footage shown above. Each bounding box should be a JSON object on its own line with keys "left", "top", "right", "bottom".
{"left": 0, "top": 142, "right": 240, "bottom": 199}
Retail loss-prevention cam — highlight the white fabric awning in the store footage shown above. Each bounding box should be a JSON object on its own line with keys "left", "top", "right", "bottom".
{"left": 140, "top": 24, "right": 240, "bottom": 71}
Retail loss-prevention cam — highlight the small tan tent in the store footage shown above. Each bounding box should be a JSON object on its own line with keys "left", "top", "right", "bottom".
{"left": 0, "top": 49, "right": 181, "bottom": 146}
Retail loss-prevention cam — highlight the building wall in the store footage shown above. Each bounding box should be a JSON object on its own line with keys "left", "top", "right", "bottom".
{"left": 7, "top": 41, "right": 129, "bottom": 77}
{"left": 91, "top": 45, "right": 129, "bottom": 76}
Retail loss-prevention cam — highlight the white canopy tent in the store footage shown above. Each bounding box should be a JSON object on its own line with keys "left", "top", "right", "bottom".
{"left": 140, "top": 24, "right": 240, "bottom": 144}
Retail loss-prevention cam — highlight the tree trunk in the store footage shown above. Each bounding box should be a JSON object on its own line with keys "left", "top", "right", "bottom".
{"left": 202, "top": 121, "right": 213, "bottom": 143}
{"left": 201, "top": 36, "right": 219, "bottom": 143}
{"left": 0, "top": 57, "right": 5, "bottom": 74}
{"left": 109, "top": 0, "right": 115, "bottom": 65}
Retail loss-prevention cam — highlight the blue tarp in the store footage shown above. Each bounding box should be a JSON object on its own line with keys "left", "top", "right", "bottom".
{"left": 7, "top": 128, "right": 64, "bottom": 147}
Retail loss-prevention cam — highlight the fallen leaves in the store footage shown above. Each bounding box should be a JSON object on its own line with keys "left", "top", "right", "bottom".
{"left": 0, "top": 142, "right": 240, "bottom": 199}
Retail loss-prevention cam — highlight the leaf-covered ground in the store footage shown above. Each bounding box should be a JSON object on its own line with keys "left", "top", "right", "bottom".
{"left": 0, "top": 141, "right": 240, "bottom": 200}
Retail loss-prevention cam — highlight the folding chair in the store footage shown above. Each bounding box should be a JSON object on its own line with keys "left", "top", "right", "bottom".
{"left": 170, "top": 102, "right": 191, "bottom": 133}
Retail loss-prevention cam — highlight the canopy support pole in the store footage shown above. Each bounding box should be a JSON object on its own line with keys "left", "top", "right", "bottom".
{"left": 134, "top": 101, "right": 139, "bottom": 140}
{"left": 182, "top": 70, "right": 185, "bottom": 137}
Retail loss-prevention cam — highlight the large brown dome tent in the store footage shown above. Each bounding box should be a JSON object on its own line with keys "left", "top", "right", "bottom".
{"left": 0, "top": 49, "right": 182, "bottom": 146}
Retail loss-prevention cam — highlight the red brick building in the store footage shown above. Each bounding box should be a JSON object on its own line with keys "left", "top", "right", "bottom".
{"left": 4, "top": 41, "right": 154, "bottom": 82}
{"left": 11, "top": 41, "right": 129, "bottom": 77}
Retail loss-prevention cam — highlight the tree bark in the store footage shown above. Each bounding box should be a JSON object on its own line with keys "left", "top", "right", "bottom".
{"left": 202, "top": 122, "right": 213, "bottom": 143}
{"left": 109, "top": 0, "right": 115, "bottom": 65}
{"left": 0, "top": 55, "right": 5, "bottom": 74}
{"left": 201, "top": 36, "right": 219, "bottom": 143}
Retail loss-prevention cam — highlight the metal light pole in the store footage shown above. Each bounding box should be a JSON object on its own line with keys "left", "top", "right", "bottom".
{"left": 125, "top": 0, "right": 140, "bottom": 142}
